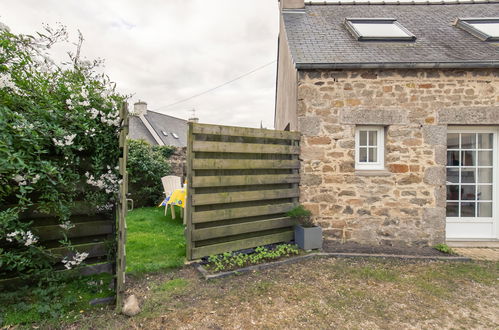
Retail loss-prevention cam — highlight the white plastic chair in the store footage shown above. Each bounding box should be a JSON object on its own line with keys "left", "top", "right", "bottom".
{"left": 161, "top": 176, "right": 182, "bottom": 218}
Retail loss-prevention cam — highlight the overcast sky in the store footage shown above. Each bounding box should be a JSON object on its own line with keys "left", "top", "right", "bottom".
{"left": 0, "top": 0, "right": 279, "bottom": 128}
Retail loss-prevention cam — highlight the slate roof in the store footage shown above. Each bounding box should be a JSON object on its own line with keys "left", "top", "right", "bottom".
{"left": 282, "top": 2, "right": 499, "bottom": 68}
{"left": 128, "top": 111, "right": 187, "bottom": 148}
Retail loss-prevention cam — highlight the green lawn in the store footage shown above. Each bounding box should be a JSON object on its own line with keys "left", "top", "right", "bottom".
{"left": 126, "top": 206, "right": 186, "bottom": 274}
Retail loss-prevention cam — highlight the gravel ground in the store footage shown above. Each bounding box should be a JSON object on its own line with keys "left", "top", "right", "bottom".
{"left": 61, "top": 257, "right": 498, "bottom": 330}
{"left": 323, "top": 241, "right": 449, "bottom": 256}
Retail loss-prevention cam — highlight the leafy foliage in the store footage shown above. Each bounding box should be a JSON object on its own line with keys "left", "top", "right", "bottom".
{"left": 206, "top": 244, "right": 300, "bottom": 272}
{"left": 127, "top": 139, "right": 174, "bottom": 207}
{"left": 434, "top": 244, "right": 455, "bottom": 255}
{"left": 0, "top": 24, "right": 125, "bottom": 280}
{"left": 286, "top": 205, "right": 314, "bottom": 227}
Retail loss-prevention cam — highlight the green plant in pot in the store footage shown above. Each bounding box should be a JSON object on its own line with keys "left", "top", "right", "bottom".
{"left": 287, "top": 205, "right": 323, "bottom": 251}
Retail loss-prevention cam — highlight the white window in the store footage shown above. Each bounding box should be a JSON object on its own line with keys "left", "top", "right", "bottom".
{"left": 355, "top": 126, "right": 385, "bottom": 170}
{"left": 345, "top": 18, "right": 416, "bottom": 41}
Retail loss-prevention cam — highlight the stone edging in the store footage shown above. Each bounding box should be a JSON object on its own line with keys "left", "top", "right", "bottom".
{"left": 194, "top": 252, "right": 472, "bottom": 280}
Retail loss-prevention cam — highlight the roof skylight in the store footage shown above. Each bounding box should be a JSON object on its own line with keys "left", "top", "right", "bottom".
{"left": 345, "top": 18, "right": 416, "bottom": 41}
{"left": 171, "top": 133, "right": 179, "bottom": 139}
{"left": 455, "top": 18, "right": 499, "bottom": 41}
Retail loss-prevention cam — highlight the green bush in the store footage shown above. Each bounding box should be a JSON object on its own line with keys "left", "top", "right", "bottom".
{"left": 286, "top": 205, "right": 314, "bottom": 227}
{"left": 0, "top": 24, "right": 125, "bottom": 280}
{"left": 127, "top": 139, "right": 175, "bottom": 207}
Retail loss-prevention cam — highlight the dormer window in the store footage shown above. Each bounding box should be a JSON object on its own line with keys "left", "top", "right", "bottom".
{"left": 455, "top": 18, "right": 499, "bottom": 41}
{"left": 345, "top": 18, "right": 416, "bottom": 41}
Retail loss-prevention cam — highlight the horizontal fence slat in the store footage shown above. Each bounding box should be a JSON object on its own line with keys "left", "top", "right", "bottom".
{"left": 192, "top": 174, "right": 300, "bottom": 188}
{"left": 32, "top": 221, "right": 113, "bottom": 241}
{"left": 192, "top": 159, "right": 300, "bottom": 170}
{"left": 192, "top": 217, "right": 295, "bottom": 241}
{"left": 192, "top": 230, "right": 294, "bottom": 259}
{"left": 193, "top": 123, "right": 300, "bottom": 140}
{"left": 193, "top": 141, "right": 300, "bottom": 154}
{"left": 192, "top": 188, "right": 299, "bottom": 206}
{"left": 192, "top": 203, "right": 294, "bottom": 223}
{"left": 48, "top": 242, "right": 108, "bottom": 259}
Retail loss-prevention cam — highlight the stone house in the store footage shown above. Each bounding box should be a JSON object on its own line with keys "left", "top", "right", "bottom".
{"left": 275, "top": 0, "right": 499, "bottom": 247}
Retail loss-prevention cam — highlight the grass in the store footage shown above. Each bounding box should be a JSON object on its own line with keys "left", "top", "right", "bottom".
{"left": 126, "top": 206, "right": 186, "bottom": 274}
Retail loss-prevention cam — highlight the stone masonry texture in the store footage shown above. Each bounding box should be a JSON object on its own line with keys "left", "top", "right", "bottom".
{"left": 297, "top": 69, "right": 499, "bottom": 247}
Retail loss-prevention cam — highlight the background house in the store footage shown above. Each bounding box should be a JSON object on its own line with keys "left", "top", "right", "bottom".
{"left": 276, "top": 0, "right": 499, "bottom": 247}
{"left": 129, "top": 100, "right": 189, "bottom": 148}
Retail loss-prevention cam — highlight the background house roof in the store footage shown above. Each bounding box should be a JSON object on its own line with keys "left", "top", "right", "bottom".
{"left": 282, "top": 3, "right": 499, "bottom": 68}
{"left": 128, "top": 110, "right": 187, "bottom": 147}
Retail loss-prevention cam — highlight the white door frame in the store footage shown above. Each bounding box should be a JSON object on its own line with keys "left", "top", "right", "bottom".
{"left": 446, "top": 126, "right": 499, "bottom": 240}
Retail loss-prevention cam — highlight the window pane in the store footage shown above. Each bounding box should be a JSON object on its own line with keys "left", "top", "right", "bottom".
{"left": 447, "top": 151, "right": 460, "bottom": 166}
{"left": 368, "top": 147, "right": 377, "bottom": 162}
{"left": 359, "top": 131, "right": 367, "bottom": 146}
{"left": 461, "top": 185, "right": 476, "bottom": 200}
{"left": 461, "top": 133, "right": 476, "bottom": 149}
{"left": 447, "top": 133, "right": 460, "bottom": 149}
{"left": 447, "top": 169, "right": 460, "bottom": 183}
{"left": 477, "top": 202, "right": 493, "bottom": 218}
{"left": 478, "top": 133, "right": 493, "bottom": 149}
{"left": 446, "top": 202, "right": 459, "bottom": 217}
{"left": 461, "top": 202, "right": 476, "bottom": 217}
{"left": 447, "top": 185, "right": 460, "bottom": 200}
{"left": 478, "top": 151, "right": 493, "bottom": 166}
{"left": 461, "top": 168, "right": 476, "bottom": 183}
{"left": 477, "top": 185, "right": 493, "bottom": 201}
{"left": 368, "top": 131, "right": 377, "bottom": 146}
{"left": 478, "top": 168, "right": 493, "bottom": 183}
{"left": 359, "top": 147, "right": 368, "bottom": 162}
{"left": 352, "top": 22, "right": 411, "bottom": 38}
{"left": 468, "top": 23, "right": 499, "bottom": 38}
{"left": 462, "top": 151, "right": 477, "bottom": 166}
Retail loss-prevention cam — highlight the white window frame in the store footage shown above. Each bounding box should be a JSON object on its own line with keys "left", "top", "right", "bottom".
{"left": 355, "top": 126, "right": 385, "bottom": 171}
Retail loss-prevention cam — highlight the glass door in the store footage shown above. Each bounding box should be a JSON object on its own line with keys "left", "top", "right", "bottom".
{"left": 446, "top": 129, "right": 497, "bottom": 240}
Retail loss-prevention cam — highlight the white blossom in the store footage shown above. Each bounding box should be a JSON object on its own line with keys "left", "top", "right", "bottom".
{"left": 61, "top": 252, "right": 89, "bottom": 270}
{"left": 53, "top": 134, "right": 76, "bottom": 147}
{"left": 6, "top": 230, "right": 38, "bottom": 246}
{"left": 59, "top": 221, "right": 75, "bottom": 231}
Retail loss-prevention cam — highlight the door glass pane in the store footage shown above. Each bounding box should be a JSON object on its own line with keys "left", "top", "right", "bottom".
{"left": 446, "top": 202, "right": 459, "bottom": 217}
{"left": 461, "top": 133, "right": 476, "bottom": 149}
{"left": 478, "top": 202, "right": 493, "bottom": 217}
{"left": 477, "top": 185, "right": 493, "bottom": 201}
{"left": 447, "top": 133, "right": 460, "bottom": 149}
{"left": 478, "top": 168, "right": 493, "bottom": 183}
{"left": 447, "top": 185, "right": 460, "bottom": 200}
{"left": 368, "top": 131, "right": 377, "bottom": 146}
{"left": 359, "top": 131, "right": 367, "bottom": 146}
{"left": 447, "top": 151, "right": 460, "bottom": 166}
{"left": 478, "top": 133, "right": 493, "bottom": 149}
{"left": 461, "top": 185, "right": 476, "bottom": 200}
{"left": 462, "top": 151, "right": 477, "bottom": 166}
{"left": 359, "top": 147, "right": 367, "bottom": 162}
{"left": 446, "top": 169, "right": 460, "bottom": 183}
{"left": 461, "top": 202, "right": 476, "bottom": 217}
{"left": 368, "top": 147, "right": 377, "bottom": 162}
{"left": 478, "top": 151, "right": 493, "bottom": 166}
{"left": 461, "top": 169, "right": 476, "bottom": 183}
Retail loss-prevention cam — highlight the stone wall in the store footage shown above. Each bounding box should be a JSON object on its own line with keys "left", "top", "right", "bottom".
{"left": 169, "top": 147, "right": 186, "bottom": 180}
{"left": 297, "top": 68, "right": 499, "bottom": 247}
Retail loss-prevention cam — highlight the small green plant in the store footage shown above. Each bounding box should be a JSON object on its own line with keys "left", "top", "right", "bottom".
{"left": 206, "top": 244, "right": 300, "bottom": 272}
{"left": 287, "top": 205, "right": 314, "bottom": 227}
{"left": 434, "top": 243, "right": 455, "bottom": 255}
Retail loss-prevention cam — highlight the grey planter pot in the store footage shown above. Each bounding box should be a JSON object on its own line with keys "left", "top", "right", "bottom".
{"left": 294, "top": 225, "right": 323, "bottom": 250}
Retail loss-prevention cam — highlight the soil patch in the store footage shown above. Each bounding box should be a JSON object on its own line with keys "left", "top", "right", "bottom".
{"left": 323, "top": 241, "right": 450, "bottom": 256}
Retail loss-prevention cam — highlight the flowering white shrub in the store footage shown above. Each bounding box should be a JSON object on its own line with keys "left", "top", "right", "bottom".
{"left": 0, "top": 24, "right": 126, "bottom": 279}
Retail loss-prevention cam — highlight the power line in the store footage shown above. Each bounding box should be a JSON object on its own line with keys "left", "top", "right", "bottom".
{"left": 153, "top": 60, "right": 276, "bottom": 111}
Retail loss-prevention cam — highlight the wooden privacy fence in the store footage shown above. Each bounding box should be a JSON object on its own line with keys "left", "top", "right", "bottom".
{"left": 185, "top": 123, "right": 301, "bottom": 260}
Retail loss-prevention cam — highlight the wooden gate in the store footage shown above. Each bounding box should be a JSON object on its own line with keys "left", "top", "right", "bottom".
{"left": 185, "top": 123, "right": 301, "bottom": 260}
{"left": 115, "top": 102, "right": 129, "bottom": 310}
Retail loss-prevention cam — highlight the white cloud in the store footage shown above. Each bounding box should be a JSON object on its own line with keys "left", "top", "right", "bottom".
{"left": 0, "top": 0, "right": 279, "bottom": 128}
